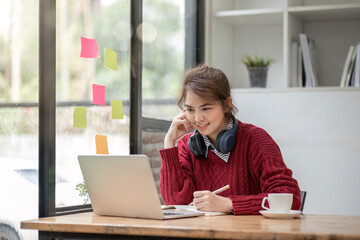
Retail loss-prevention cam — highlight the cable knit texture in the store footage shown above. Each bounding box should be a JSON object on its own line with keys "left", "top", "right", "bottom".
{"left": 159, "top": 120, "right": 301, "bottom": 215}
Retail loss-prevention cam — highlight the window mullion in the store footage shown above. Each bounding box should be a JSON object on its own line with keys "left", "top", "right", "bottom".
{"left": 39, "top": 0, "right": 56, "bottom": 218}
{"left": 130, "top": 0, "right": 143, "bottom": 154}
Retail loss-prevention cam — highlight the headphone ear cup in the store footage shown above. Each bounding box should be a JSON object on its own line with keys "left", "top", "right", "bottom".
{"left": 215, "top": 130, "right": 227, "bottom": 153}
{"left": 195, "top": 133, "right": 207, "bottom": 157}
{"left": 217, "top": 133, "right": 236, "bottom": 153}
{"left": 215, "top": 118, "right": 239, "bottom": 153}
{"left": 188, "top": 134, "right": 197, "bottom": 155}
{"left": 188, "top": 131, "right": 207, "bottom": 158}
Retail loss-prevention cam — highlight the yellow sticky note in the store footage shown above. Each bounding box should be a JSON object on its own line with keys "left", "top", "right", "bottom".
{"left": 112, "top": 100, "right": 123, "bottom": 119}
{"left": 95, "top": 135, "right": 109, "bottom": 154}
{"left": 104, "top": 48, "right": 118, "bottom": 71}
{"left": 73, "top": 107, "right": 87, "bottom": 128}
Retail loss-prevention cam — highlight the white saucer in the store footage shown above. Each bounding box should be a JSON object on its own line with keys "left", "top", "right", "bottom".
{"left": 259, "top": 210, "right": 302, "bottom": 219}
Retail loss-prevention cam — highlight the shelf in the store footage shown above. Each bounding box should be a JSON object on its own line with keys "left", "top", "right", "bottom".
{"left": 231, "top": 87, "right": 360, "bottom": 94}
{"left": 214, "top": 8, "right": 283, "bottom": 26}
{"left": 215, "top": 4, "right": 360, "bottom": 25}
{"left": 208, "top": 1, "right": 360, "bottom": 90}
{"left": 288, "top": 3, "right": 360, "bottom": 22}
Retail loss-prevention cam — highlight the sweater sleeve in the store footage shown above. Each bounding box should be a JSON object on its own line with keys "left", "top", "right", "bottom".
{"left": 229, "top": 127, "right": 301, "bottom": 215}
{"left": 159, "top": 136, "right": 195, "bottom": 205}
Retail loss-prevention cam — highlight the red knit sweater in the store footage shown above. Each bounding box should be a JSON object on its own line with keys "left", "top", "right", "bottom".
{"left": 159, "top": 120, "right": 301, "bottom": 215}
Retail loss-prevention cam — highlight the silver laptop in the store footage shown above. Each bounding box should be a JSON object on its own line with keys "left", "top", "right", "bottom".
{"left": 78, "top": 155, "right": 205, "bottom": 220}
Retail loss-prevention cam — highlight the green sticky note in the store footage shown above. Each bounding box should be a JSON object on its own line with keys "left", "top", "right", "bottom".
{"left": 104, "top": 48, "right": 118, "bottom": 71}
{"left": 112, "top": 100, "right": 123, "bottom": 119}
{"left": 73, "top": 107, "right": 87, "bottom": 128}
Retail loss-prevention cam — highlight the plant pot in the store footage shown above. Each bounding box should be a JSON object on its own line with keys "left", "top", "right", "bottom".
{"left": 247, "top": 67, "right": 268, "bottom": 88}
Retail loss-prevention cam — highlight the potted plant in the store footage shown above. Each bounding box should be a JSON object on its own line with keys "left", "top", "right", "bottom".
{"left": 242, "top": 55, "right": 274, "bottom": 88}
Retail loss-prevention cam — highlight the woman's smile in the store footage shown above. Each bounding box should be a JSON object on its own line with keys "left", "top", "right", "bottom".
{"left": 196, "top": 123, "right": 210, "bottom": 130}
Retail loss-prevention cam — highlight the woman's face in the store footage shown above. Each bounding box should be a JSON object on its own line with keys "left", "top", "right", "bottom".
{"left": 184, "top": 90, "right": 228, "bottom": 144}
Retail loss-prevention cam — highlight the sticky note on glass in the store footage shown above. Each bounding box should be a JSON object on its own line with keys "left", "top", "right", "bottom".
{"left": 92, "top": 84, "right": 106, "bottom": 105}
{"left": 112, "top": 100, "right": 123, "bottom": 119}
{"left": 80, "top": 37, "right": 100, "bottom": 58}
{"left": 95, "top": 135, "right": 109, "bottom": 154}
{"left": 104, "top": 48, "right": 118, "bottom": 71}
{"left": 73, "top": 107, "right": 87, "bottom": 128}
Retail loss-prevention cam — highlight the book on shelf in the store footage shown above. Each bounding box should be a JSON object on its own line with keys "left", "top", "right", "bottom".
{"left": 350, "top": 66, "right": 356, "bottom": 86}
{"left": 299, "top": 34, "right": 311, "bottom": 87}
{"left": 354, "top": 42, "right": 360, "bottom": 87}
{"left": 299, "top": 34, "right": 319, "bottom": 88}
{"left": 345, "top": 45, "right": 358, "bottom": 87}
{"left": 308, "top": 38, "right": 320, "bottom": 87}
{"left": 161, "top": 205, "right": 229, "bottom": 217}
{"left": 298, "top": 42, "right": 305, "bottom": 87}
{"left": 290, "top": 40, "right": 305, "bottom": 87}
{"left": 340, "top": 45, "right": 355, "bottom": 87}
{"left": 291, "top": 41, "right": 298, "bottom": 87}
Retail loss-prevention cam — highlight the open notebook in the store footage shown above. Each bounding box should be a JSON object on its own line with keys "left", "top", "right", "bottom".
{"left": 78, "top": 155, "right": 205, "bottom": 220}
{"left": 161, "top": 205, "right": 229, "bottom": 217}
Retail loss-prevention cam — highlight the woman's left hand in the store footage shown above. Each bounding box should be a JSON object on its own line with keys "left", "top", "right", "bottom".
{"left": 192, "top": 191, "right": 233, "bottom": 213}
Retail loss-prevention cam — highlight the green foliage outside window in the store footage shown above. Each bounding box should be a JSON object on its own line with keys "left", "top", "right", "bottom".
{"left": 0, "top": 0, "right": 183, "bottom": 103}
{"left": 75, "top": 180, "right": 89, "bottom": 204}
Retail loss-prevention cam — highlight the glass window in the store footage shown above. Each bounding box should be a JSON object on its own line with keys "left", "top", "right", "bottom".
{"left": 55, "top": 0, "right": 130, "bottom": 207}
{"left": 142, "top": 0, "right": 185, "bottom": 121}
{"left": 0, "top": 0, "right": 39, "bottom": 239}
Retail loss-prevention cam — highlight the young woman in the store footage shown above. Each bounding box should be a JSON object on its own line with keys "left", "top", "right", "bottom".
{"left": 159, "top": 65, "right": 301, "bottom": 215}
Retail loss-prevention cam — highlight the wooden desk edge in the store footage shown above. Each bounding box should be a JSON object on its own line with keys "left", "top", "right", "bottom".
{"left": 21, "top": 213, "right": 360, "bottom": 240}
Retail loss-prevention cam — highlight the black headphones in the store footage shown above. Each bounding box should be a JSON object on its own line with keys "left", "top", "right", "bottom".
{"left": 188, "top": 117, "right": 239, "bottom": 158}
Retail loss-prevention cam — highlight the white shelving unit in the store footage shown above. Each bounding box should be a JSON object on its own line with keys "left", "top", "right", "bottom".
{"left": 205, "top": 0, "right": 360, "bottom": 89}
{"left": 205, "top": 1, "right": 360, "bottom": 216}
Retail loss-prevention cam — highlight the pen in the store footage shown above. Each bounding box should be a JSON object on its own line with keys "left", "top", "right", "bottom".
{"left": 189, "top": 184, "right": 230, "bottom": 206}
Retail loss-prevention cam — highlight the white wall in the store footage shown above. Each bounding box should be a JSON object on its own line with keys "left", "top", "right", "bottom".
{"left": 232, "top": 88, "right": 360, "bottom": 216}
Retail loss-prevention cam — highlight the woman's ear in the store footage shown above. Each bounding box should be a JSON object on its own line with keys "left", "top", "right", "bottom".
{"left": 225, "top": 97, "right": 233, "bottom": 111}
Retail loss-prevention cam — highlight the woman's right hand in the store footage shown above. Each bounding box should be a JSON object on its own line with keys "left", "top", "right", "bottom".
{"left": 164, "top": 110, "right": 193, "bottom": 148}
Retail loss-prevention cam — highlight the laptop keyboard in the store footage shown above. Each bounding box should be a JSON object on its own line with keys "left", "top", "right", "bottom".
{"left": 163, "top": 212, "right": 187, "bottom": 216}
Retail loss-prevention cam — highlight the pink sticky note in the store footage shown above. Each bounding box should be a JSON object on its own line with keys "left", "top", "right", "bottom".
{"left": 92, "top": 84, "right": 106, "bottom": 105}
{"left": 80, "top": 37, "right": 100, "bottom": 58}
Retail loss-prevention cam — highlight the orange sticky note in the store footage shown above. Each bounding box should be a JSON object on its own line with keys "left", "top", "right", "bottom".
{"left": 80, "top": 37, "right": 100, "bottom": 58}
{"left": 92, "top": 84, "right": 106, "bottom": 105}
{"left": 95, "top": 135, "right": 109, "bottom": 154}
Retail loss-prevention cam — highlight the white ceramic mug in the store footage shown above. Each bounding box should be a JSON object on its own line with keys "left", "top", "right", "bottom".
{"left": 261, "top": 193, "right": 293, "bottom": 213}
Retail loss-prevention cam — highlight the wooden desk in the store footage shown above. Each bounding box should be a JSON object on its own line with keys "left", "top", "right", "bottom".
{"left": 21, "top": 212, "right": 360, "bottom": 240}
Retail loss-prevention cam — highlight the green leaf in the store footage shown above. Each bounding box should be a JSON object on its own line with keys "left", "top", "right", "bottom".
{"left": 241, "top": 55, "right": 274, "bottom": 68}
{"left": 76, "top": 180, "right": 90, "bottom": 204}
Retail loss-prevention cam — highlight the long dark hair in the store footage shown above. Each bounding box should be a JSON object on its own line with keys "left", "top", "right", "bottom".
{"left": 177, "top": 64, "right": 238, "bottom": 122}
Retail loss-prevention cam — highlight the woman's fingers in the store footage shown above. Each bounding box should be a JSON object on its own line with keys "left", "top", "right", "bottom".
{"left": 193, "top": 190, "right": 210, "bottom": 198}
{"left": 193, "top": 191, "right": 232, "bottom": 212}
{"left": 173, "top": 111, "right": 192, "bottom": 131}
{"left": 192, "top": 191, "right": 210, "bottom": 206}
{"left": 176, "top": 110, "right": 186, "bottom": 119}
{"left": 179, "top": 119, "right": 192, "bottom": 130}
{"left": 165, "top": 110, "right": 193, "bottom": 148}
{"left": 193, "top": 191, "right": 229, "bottom": 212}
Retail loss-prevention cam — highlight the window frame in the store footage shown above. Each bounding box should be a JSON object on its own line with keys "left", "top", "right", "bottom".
{"left": 38, "top": 0, "right": 204, "bottom": 219}
{"left": 39, "top": 0, "right": 56, "bottom": 218}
